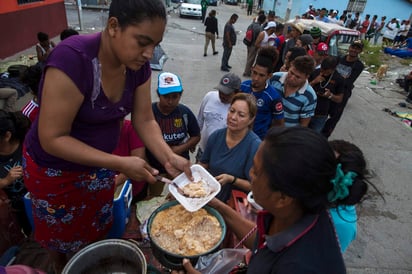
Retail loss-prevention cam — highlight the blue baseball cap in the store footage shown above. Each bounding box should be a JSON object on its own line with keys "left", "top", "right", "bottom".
{"left": 158, "top": 72, "right": 183, "bottom": 95}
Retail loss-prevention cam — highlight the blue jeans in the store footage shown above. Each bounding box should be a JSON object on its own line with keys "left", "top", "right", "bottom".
{"left": 309, "top": 116, "right": 328, "bottom": 133}
{"left": 221, "top": 46, "right": 232, "bottom": 69}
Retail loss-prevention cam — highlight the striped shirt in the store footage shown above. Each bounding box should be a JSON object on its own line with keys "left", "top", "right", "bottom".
{"left": 269, "top": 72, "right": 317, "bottom": 127}
{"left": 21, "top": 99, "right": 39, "bottom": 123}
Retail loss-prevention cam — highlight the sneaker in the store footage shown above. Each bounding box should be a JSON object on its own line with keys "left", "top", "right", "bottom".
{"left": 213, "top": 51, "right": 218, "bottom": 55}
{"left": 221, "top": 67, "right": 230, "bottom": 72}
{"left": 227, "top": 65, "right": 232, "bottom": 69}
{"left": 203, "top": 53, "right": 207, "bottom": 57}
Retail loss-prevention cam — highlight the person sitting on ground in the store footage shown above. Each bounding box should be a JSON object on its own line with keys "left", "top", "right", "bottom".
{"left": 199, "top": 93, "right": 261, "bottom": 203}
{"left": 146, "top": 72, "right": 200, "bottom": 194}
{"left": 0, "top": 110, "right": 32, "bottom": 237}
{"left": 308, "top": 56, "right": 344, "bottom": 133}
{"left": 197, "top": 73, "right": 241, "bottom": 162}
{"left": 240, "top": 46, "right": 284, "bottom": 139}
{"left": 60, "top": 28, "right": 79, "bottom": 41}
{"left": 383, "top": 36, "right": 412, "bottom": 59}
{"left": 174, "top": 126, "right": 370, "bottom": 273}
{"left": 270, "top": 55, "right": 317, "bottom": 127}
{"left": 0, "top": 69, "right": 30, "bottom": 101}
{"left": 0, "top": 87, "right": 18, "bottom": 112}
{"left": 35, "top": 32, "right": 56, "bottom": 66}
{"left": 403, "top": 71, "right": 412, "bottom": 104}
{"left": 21, "top": 65, "right": 43, "bottom": 122}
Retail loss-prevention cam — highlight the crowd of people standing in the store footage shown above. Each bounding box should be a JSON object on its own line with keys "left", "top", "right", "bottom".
{"left": 301, "top": 4, "right": 410, "bottom": 46}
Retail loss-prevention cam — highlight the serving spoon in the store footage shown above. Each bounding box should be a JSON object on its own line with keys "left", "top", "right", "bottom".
{"left": 155, "top": 175, "right": 188, "bottom": 197}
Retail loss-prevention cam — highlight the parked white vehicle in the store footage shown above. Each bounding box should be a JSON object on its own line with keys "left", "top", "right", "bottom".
{"left": 179, "top": 0, "right": 202, "bottom": 18}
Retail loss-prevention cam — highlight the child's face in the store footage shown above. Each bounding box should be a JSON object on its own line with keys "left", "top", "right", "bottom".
{"left": 40, "top": 40, "right": 50, "bottom": 48}
{"left": 158, "top": 92, "right": 182, "bottom": 113}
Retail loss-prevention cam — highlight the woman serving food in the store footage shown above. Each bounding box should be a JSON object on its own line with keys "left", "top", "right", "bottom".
{"left": 23, "top": 0, "right": 191, "bottom": 272}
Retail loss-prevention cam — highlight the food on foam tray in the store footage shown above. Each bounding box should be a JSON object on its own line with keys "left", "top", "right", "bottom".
{"left": 150, "top": 204, "right": 222, "bottom": 256}
{"left": 181, "top": 180, "right": 208, "bottom": 198}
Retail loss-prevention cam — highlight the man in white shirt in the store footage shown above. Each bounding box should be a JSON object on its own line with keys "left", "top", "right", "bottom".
{"left": 196, "top": 73, "right": 241, "bottom": 161}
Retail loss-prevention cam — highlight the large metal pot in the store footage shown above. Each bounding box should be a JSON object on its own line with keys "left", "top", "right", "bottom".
{"left": 62, "top": 239, "right": 147, "bottom": 274}
{"left": 147, "top": 200, "right": 226, "bottom": 270}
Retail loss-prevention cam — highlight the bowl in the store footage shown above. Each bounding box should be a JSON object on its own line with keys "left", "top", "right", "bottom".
{"left": 147, "top": 200, "right": 226, "bottom": 270}
{"left": 169, "top": 164, "right": 221, "bottom": 212}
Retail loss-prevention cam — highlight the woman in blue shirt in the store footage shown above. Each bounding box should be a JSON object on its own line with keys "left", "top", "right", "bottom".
{"left": 200, "top": 93, "right": 261, "bottom": 203}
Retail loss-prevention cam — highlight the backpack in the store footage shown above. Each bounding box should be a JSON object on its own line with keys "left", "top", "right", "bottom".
{"left": 243, "top": 24, "right": 254, "bottom": 46}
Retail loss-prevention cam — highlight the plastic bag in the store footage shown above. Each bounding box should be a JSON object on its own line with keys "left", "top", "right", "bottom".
{"left": 195, "top": 248, "right": 249, "bottom": 274}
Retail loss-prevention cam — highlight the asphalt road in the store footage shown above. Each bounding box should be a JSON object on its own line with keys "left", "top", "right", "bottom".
{"left": 7, "top": 3, "right": 412, "bottom": 273}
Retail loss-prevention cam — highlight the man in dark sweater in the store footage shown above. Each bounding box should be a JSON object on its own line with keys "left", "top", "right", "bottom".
{"left": 322, "top": 40, "right": 364, "bottom": 138}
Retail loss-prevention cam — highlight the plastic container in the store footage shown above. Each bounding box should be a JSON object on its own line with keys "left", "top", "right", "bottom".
{"left": 23, "top": 180, "right": 133, "bottom": 238}
{"left": 107, "top": 180, "right": 133, "bottom": 238}
{"left": 169, "top": 164, "right": 221, "bottom": 212}
{"left": 23, "top": 192, "right": 34, "bottom": 229}
{"left": 247, "top": 191, "right": 263, "bottom": 211}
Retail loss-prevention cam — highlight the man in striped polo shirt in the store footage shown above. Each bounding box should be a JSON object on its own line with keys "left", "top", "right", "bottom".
{"left": 269, "top": 55, "right": 316, "bottom": 127}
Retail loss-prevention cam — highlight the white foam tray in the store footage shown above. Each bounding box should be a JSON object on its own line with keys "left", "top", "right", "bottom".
{"left": 169, "top": 164, "right": 221, "bottom": 212}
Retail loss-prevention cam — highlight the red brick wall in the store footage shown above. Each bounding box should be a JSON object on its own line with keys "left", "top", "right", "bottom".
{"left": 0, "top": 1, "right": 67, "bottom": 59}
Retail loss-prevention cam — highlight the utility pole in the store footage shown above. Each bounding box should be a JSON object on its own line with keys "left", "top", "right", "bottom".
{"left": 76, "top": 0, "right": 84, "bottom": 31}
{"left": 285, "top": 0, "right": 292, "bottom": 21}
